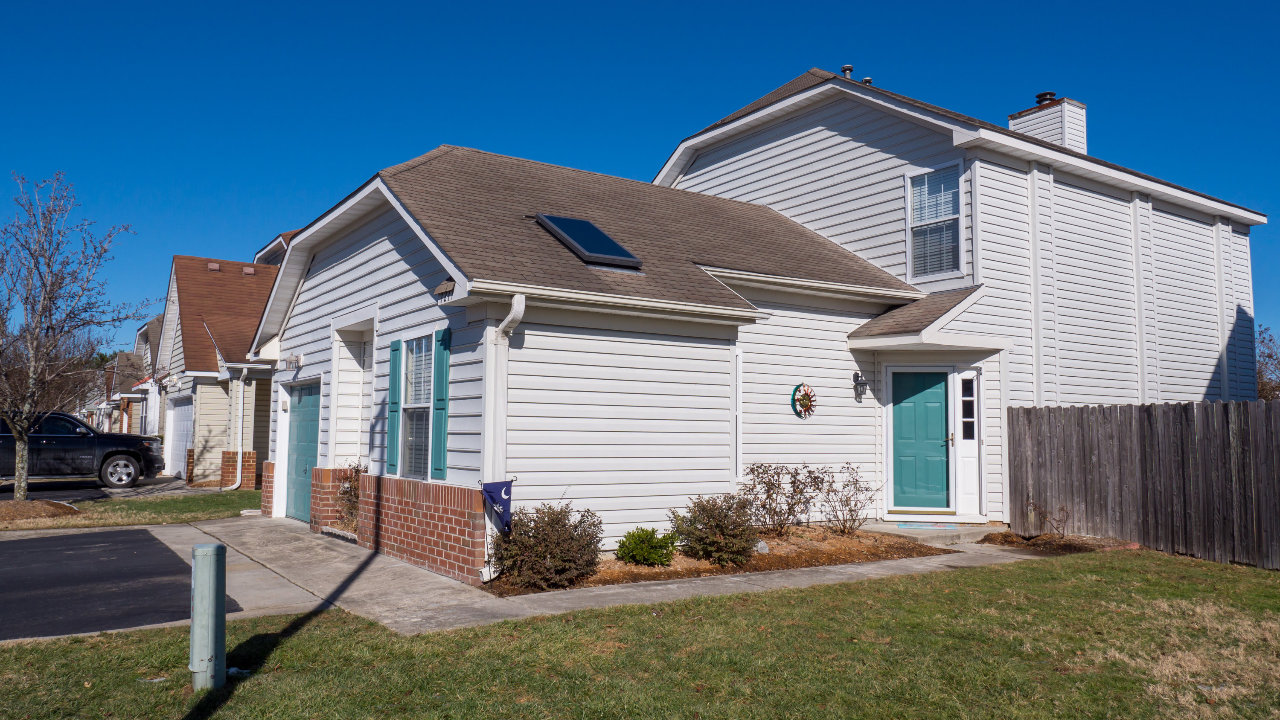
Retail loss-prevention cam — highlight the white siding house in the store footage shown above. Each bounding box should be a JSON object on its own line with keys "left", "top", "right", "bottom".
{"left": 250, "top": 72, "right": 1263, "bottom": 584}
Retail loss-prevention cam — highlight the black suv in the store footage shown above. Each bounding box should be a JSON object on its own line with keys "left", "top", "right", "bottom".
{"left": 0, "top": 412, "right": 163, "bottom": 488}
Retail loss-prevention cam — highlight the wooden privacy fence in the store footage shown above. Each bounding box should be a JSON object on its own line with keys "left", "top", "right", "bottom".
{"left": 1007, "top": 400, "right": 1280, "bottom": 569}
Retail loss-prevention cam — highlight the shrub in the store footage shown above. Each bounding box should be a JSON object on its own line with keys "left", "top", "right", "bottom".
{"left": 668, "top": 494, "right": 758, "bottom": 566}
{"left": 615, "top": 527, "right": 677, "bottom": 566}
{"left": 741, "top": 462, "right": 827, "bottom": 534}
{"left": 335, "top": 460, "right": 366, "bottom": 534}
{"left": 816, "top": 463, "right": 876, "bottom": 535}
{"left": 493, "top": 502, "right": 603, "bottom": 590}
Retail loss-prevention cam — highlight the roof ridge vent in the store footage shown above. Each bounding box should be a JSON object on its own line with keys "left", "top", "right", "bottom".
{"left": 242, "top": 266, "right": 255, "bottom": 276}
{"left": 207, "top": 262, "right": 221, "bottom": 272}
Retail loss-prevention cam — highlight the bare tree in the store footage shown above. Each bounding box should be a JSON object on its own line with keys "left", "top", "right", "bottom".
{"left": 1259, "top": 326, "right": 1280, "bottom": 402}
{"left": 0, "top": 173, "right": 146, "bottom": 501}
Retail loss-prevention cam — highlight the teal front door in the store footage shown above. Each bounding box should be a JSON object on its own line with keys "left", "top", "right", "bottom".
{"left": 286, "top": 383, "right": 321, "bottom": 522}
{"left": 892, "top": 372, "right": 950, "bottom": 509}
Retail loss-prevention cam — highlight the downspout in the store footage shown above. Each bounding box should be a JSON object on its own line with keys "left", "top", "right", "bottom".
{"left": 479, "top": 294, "right": 525, "bottom": 582}
{"left": 227, "top": 367, "right": 249, "bottom": 491}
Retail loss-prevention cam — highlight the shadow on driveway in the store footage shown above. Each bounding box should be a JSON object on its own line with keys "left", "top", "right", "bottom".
{"left": 0, "top": 529, "right": 241, "bottom": 641}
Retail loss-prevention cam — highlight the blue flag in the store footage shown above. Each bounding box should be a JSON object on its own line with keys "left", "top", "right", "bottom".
{"left": 481, "top": 481, "right": 514, "bottom": 533}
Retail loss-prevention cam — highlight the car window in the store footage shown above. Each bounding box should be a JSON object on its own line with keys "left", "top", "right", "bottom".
{"left": 34, "top": 417, "right": 83, "bottom": 435}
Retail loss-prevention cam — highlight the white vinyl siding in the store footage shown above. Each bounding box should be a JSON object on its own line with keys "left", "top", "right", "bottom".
{"left": 1151, "top": 205, "right": 1223, "bottom": 401}
{"left": 1052, "top": 179, "right": 1141, "bottom": 404}
{"left": 1227, "top": 224, "right": 1257, "bottom": 399}
{"left": 675, "top": 96, "right": 970, "bottom": 292}
{"left": 269, "top": 205, "right": 485, "bottom": 486}
{"left": 505, "top": 315, "right": 734, "bottom": 544}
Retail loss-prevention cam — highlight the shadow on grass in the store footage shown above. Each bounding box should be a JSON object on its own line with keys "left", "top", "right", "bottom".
{"left": 182, "top": 490, "right": 386, "bottom": 720}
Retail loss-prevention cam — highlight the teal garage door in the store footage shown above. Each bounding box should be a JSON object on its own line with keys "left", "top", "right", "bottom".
{"left": 892, "top": 372, "right": 949, "bottom": 509}
{"left": 286, "top": 383, "right": 321, "bottom": 522}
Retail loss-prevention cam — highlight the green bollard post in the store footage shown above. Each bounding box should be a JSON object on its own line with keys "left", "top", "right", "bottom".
{"left": 190, "top": 543, "right": 226, "bottom": 691}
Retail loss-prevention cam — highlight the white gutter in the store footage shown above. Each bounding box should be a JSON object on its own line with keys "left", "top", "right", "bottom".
{"left": 461, "top": 279, "right": 769, "bottom": 324}
{"left": 479, "top": 294, "right": 526, "bottom": 583}
{"left": 226, "top": 367, "right": 249, "bottom": 491}
{"left": 699, "top": 266, "right": 924, "bottom": 304}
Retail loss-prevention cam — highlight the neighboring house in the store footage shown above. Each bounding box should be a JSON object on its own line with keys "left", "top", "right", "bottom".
{"left": 154, "top": 256, "right": 278, "bottom": 484}
{"left": 130, "top": 314, "right": 165, "bottom": 436}
{"left": 249, "top": 71, "right": 1265, "bottom": 586}
{"left": 97, "top": 352, "right": 146, "bottom": 433}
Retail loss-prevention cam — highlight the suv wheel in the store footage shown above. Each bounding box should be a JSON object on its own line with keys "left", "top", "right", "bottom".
{"left": 101, "top": 456, "right": 140, "bottom": 489}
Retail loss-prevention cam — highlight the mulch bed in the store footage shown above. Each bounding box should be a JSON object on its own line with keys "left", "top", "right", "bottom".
{"left": 484, "top": 527, "right": 952, "bottom": 597}
{"left": 979, "top": 530, "right": 1140, "bottom": 555}
{"left": 0, "top": 499, "right": 81, "bottom": 522}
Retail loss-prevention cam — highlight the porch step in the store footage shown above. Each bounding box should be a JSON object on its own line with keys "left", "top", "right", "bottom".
{"left": 862, "top": 521, "right": 1004, "bottom": 547}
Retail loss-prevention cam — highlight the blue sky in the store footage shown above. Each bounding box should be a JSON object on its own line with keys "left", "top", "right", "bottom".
{"left": 1, "top": 0, "right": 1274, "bottom": 348}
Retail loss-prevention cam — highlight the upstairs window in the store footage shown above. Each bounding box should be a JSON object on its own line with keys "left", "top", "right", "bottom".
{"left": 909, "top": 166, "right": 961, "bottom": 277}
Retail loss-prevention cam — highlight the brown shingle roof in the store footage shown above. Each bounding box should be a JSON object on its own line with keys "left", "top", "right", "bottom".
{"left": 850, "top": 286, "right": 980, "bottom": 338}
{"left": 143, "top": 314, "right": 163, "bottom": 370}
{"left": 173, "top": 256, "right": 279, "bottom": 372}
{"left": 377, "top": 146, "right": 916, "bottom": 311}
{"left": 691, "top": 69, "right": 1261, "bottom": 216}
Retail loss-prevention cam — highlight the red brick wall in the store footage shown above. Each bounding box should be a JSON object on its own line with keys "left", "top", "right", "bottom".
{"left": 309, "top": 467, "right": 340, "bottom": 531}
{"left": 185, "top": 449, "right": 195, "bottom": 485}
{"left": 261, "top": 461, "right": 274, "bottom": 513}
{"left": 218, "top": 451, "right": 259, "bottom": 489}
{"left": 356, "top": 474, "right": 486, "bottom": 586}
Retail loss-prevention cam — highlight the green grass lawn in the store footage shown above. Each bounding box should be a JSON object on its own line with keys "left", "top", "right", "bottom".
{"left": 0, "top": 490, "right": 261, "bottom": 531}
{"left": 2, "top": 549, "right": 1276, "bottom": 719}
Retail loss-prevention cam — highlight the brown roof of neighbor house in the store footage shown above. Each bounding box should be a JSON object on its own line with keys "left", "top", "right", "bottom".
{"left": 279, "top": 229, "right": 300, "bottom": 245}
{"left": 849, "top": 286, "right": 981, "bottom": 338}
{"left": 106, "top": 352, "right": 145, "bottom": 395}
{"left": 376, "top": 146, "right": 916, "bottom": 311}
{"left": 692, "top": 68, "right": 1260, "bottom": 216}
{"left": 172, "top": 256, "right": 279, "bottom": 372}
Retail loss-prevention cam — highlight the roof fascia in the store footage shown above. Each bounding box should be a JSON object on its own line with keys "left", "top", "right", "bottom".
{"left": 847, "top": 330, "right": 1012, "bottom": 352}
{"left": 700, "top": 266, "right": 923, "bottom": 304}
{"left": 956, "top": 130, "right": 1266, "bottom": 225}
{"left": 459, "top": 279, "right": 769, "bottom": 325}
{"left": 253, "top": 235, "right": 286, "bottom": 263}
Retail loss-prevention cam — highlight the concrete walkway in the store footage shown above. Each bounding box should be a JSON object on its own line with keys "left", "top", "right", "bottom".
{"left": 191, "top": 516, "right": 1044, "bottom": 634}
{"left": 2, "top": 515, "right": 1046, "bottom": 640}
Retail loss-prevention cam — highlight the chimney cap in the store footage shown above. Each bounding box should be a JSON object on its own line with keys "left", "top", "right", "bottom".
{"left": 841, "top": 64, "right": 853, "bottom": 79}
{"left": 1035, "top": 91, "right": 1057, "bottom": 105}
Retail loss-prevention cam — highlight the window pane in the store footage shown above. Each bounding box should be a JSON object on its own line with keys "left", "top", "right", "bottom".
{"left": 961, "top": 378, "right": 974, "bottom": 399}
{"left": 911, "top": 166, "right": 959, "bottom": 224}
{"left": 404, "top": 337, "right": 432, "bottom": 405}
{"left": 962, "top": 420, "right": 975, "bottom": 440}
{"left": 962, "top": 399, "right": 975, "bottom": 420}
{"left": 912, "top": 219, "right": 959, "bottom": 276}
{"left": 404, "top": 408, "right": 431, "bottom": 478}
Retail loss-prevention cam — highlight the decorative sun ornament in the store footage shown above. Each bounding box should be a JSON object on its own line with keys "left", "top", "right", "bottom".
{"left": 791, "top": 383, "right": 817, "bottom": 419}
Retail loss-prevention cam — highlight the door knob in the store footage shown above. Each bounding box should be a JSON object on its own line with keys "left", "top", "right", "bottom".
{"left": 948, "top": 433, "right": 955, "bottom": 447}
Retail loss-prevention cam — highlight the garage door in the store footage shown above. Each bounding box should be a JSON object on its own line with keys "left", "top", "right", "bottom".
{"left": 167, "top": 399, "right": 193, "bottom": 478}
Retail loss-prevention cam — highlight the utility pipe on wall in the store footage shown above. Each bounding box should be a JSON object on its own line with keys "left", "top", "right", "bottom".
{"left": 227, "top": 367, "right": 249, "bottom": 491}
{"left": 479, "top": 294, "right": 526, "bottom": 583}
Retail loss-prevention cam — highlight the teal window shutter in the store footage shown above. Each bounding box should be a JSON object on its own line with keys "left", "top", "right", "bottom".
{"left": 429, "top": 328, "right": 451, "bottom": 479}
{"left": 386, "top": 339, "right": 402, "bottom": 475}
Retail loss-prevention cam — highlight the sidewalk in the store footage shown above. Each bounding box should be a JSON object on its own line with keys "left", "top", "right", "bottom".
{"left": 192, "top": 516, "right": 1046, "bottom": 634}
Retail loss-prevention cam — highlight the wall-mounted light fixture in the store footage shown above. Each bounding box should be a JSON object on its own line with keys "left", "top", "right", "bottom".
{"left": 853, "top": 371, "right": 871, "bottom": 402}
{"left": 283, "top": 354, "right": 302, "bottom": 371}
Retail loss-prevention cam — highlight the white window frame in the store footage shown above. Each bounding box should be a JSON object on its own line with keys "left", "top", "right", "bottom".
{"left": 400, "top": 333, "right": 434, "bottom": 480}
{"left": 904, "top": 162, "right": 966, "bottom": 283}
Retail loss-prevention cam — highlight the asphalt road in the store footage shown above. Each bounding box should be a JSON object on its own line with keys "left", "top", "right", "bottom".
{"left": 0, "top": 528, "right": 241, "bottom": 641}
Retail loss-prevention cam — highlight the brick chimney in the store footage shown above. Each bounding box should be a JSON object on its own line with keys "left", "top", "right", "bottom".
{"left": 1008, "top": 91, "right": 1087, "bottom": 154}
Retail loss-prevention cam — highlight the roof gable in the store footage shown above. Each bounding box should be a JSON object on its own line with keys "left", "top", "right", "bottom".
{"left": 664, "top": 69, "right": 1264, "bottom": 224}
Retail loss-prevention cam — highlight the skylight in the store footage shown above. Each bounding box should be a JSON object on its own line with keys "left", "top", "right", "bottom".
{"left": 535, "top": 214, "right": 641, "bottom": 269}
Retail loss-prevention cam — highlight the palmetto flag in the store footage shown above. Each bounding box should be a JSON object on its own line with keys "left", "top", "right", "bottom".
{"left": 481, "top": 481, "right": 513, "bottom": 533}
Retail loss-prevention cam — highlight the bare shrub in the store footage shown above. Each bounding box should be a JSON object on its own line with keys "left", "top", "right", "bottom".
{"left": 335, "top": 460, "right": 366, "bottom": 533}
{"left": 1027, "top": 500, "right": 1070, "bottom": 538}
{"left": 741, "top": 462, "right": 826, "bottom": 535}
{"left": 815, "top": 463, "right": 877, "bottom": 535}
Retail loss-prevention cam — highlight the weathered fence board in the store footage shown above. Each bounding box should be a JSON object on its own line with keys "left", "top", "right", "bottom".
{"left": 1008, "top": 400, "right": 1280, "bottom": 570}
